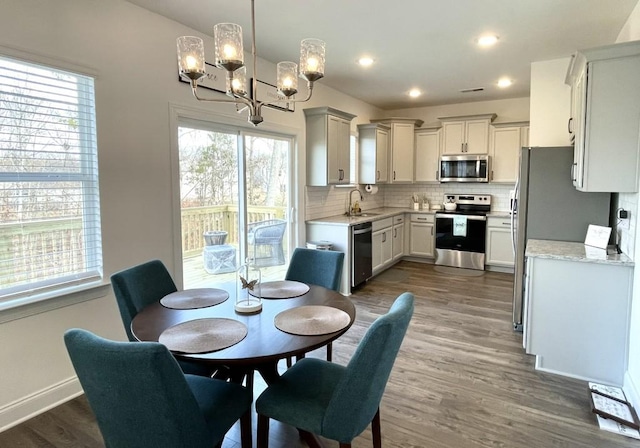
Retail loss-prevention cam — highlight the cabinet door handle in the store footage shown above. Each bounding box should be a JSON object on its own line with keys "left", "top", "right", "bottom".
{"left": 502, "top": 222, "right": 510, "bottom": 226}
{"left": 571, "top": 163, "right": 576, "bottom": 182}
{"left": 382, "top": 232, "right": 387, "bottom": 243}
{"left": 430, "top": 227, "right": 433, "bottom": 236}
{"left": 461, "top": 143, "right": 464, "bottom": 153}
{"left": 393, "top": 171, "right": 396, "bottom": 180}
{"left": 338, "top": 169, "right": 344, "bottom": 181}
{"left": 568, "top": 117, "right": 573, "bottom": 134}
{"left": 436, "top": 170, "right": 439, "bottom": 180}
{"left": 394, "top": 228, "right": 397, "bottom": 237}
{"left": 491, "top": 170, "right": 494, "bottom": 181}
{"left": 417, "top": 217, "right": 427, "bottom": 221}
{"left": 376, "top": 170, "right": 380, "bottom": 180}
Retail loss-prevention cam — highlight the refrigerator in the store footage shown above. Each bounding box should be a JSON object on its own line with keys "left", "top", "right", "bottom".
{"left": 511, "top": 147, "right": 611, "bottom": 331}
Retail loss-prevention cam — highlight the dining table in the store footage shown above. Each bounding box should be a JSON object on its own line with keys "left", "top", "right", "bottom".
{"left": 131, "top": 282, "right": 356, "bottom": 386}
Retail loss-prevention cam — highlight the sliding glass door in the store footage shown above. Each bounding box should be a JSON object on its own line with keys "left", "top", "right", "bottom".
{"left": 178, "top": 121, "right": 291, "bottom": 288}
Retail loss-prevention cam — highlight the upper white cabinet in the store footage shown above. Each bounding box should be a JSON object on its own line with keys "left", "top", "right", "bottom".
{"left": 439, "top": 114, "right": 496, "bottom": 155}
{"left": 414, "top": 127, "right": 441, "bottom": 183}
{"left": 304, "top": 107, "right": 356, "bottom": 186}
{"left": 489, "top": 122, "right": 529, "bottom": 183}
{"left": 358, "top": 123, "right": 389, "bottom": 184}
{"left": 566, "top": 41, "right": 640, "bottom": 192}
{"left": 371, "top": 118, "right": 424, "bottom": 183}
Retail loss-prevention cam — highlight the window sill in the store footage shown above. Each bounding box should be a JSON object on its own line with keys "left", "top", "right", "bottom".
{"left": 0, "top": 281, "right": 111, "bottom": 324}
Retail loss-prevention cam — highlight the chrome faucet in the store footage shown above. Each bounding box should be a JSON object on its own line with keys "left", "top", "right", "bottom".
{"left": 348, "top": 189, "right": 363, "bottom": 215}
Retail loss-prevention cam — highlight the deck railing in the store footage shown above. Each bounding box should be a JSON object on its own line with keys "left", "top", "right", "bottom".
{"left": 1, "top": 205, "right": 287, "bottom": 286}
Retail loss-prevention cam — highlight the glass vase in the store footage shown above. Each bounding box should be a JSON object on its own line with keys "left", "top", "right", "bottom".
{"left": 235, "top": 260, "right": 262, "bottom": 313}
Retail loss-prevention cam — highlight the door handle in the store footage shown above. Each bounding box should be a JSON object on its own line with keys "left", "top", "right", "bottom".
{"left": 393, "top": 171, "right": 396, "bottom": 180}
{"left": 568, "top": 117, "right": 573, "bottom": 134}
{"left": 461, "top": 143, "right": 464, "bottom": 153}
{"left": 376, "top": 170, "right": 380, "bottom": 180}
{"left": 382, "top": 232, "right": 387, "bottom": 243}
{"left": 571, "top": 163, "right": 576, "bottom": 182}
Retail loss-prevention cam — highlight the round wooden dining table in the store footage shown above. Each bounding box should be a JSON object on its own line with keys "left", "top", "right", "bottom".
{"left": 131, "top": 283, "right": 356, "bottom": 384}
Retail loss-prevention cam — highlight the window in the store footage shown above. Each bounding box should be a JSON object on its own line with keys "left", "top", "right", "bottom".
{"left": 0, "top": 55, "right": 102, "bottom": 306}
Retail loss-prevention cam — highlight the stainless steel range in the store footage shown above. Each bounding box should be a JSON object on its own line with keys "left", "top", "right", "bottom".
{"left": 435, "top": 194, "right": 491, "bottom": 270}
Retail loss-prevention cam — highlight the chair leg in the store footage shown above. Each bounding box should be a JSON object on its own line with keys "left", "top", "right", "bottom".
{"left": 326, "top": 342, "right": 333, "bottom": 362}
{"left": 240, "top": 409, "right": 252, "bottom": 448}
{"left": 257, "top": 414, "right": 270, "bottom": 448}
{"left": 371, "top": 408, "right": 382, "bottom": 448}
{"left": 286, "top": 356, "right": 292, "bottom": 368}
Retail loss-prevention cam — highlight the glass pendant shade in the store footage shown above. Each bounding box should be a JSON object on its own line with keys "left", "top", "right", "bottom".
{"left": 299, "top": 38, "right": 325, "bottom": 82}
{"left": 214, "top": 23, "right": 244, "bottom": 72}
{"left": 228, "top": 66, "right": 247, "bottom": 96}
{"left": 235, "top": 260, "right": 262, "bottom": 313}
{"left": 176, "top": 36, "right": 206, "bottom": 81}
{"left": 277, "top": 62, "right": 298, "bottom": 97}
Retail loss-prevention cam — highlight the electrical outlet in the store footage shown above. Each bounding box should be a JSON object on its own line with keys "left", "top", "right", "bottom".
{"left": 618, "top": 209, "right": 630, "bottom": 230}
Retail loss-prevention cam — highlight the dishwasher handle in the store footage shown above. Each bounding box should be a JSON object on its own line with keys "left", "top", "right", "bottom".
{"left": 352, "top": 223, "right": 373, "bottom": 235}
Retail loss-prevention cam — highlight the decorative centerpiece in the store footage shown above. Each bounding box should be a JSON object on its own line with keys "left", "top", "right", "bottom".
{"left": 235, "top": 260, "right": 262, "bottom": 313}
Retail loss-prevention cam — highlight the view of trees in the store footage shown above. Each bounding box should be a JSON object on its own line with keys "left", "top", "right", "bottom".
{"left": 178, "top": 127, "right": 288, "bottom": 209}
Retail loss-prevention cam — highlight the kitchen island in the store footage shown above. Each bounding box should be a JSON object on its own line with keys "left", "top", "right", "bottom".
{"left": 524, "top": 239, "right": 634, "bottom": 385}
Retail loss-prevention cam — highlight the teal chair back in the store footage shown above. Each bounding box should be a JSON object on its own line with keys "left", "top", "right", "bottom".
{"left": 64, "top": 329, "right": 218, "bottom": 447}
{"left": 285, "top": 248, "right": 344, "bottom": 291}
{"left": 323, "top": 292, "right": 414, "bottom": 441}
{"left": 110, "top": 259, "right": 177, "bottom": 341}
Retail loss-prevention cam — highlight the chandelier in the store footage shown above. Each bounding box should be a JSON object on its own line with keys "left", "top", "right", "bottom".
{"left": 176, "top": 0, "right": 326, "bottom": 126}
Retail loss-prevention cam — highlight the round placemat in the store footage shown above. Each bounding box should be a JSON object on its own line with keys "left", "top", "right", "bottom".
{"left": 159, "top": 318, "right": 247, "bottom": 354}
{"left": 250, "top": 280, "right": 310, "bottom": 299}
{"left": 274, "top": 305, "right": 350, "bottom": 336}
{"left": 160, "top": 288, "right": 229, "bottom": 309}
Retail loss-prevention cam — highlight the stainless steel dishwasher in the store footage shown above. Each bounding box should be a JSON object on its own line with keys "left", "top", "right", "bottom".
{"left": 351, "top": 222, "right": 372, "bottom": 288}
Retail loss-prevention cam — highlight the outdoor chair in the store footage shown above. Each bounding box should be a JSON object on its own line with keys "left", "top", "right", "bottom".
{"left": 285, "top": 247, "right": 345, "bottom": 363}
{"left": 110, "top": 259, "right": 216, "bottom": 378}
{"left": 255, "top": 292, "right": 414, "bottom": 448}
{"left": 64, "top": 328, "right": 252, "bottom": 448}
{"left": 247, "top": 219, "right": 287, "bottom": 267}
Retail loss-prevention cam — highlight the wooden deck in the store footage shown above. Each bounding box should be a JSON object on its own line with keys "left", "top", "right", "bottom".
{"left": 183, "top": 251, "right": 288, "bottom": 289}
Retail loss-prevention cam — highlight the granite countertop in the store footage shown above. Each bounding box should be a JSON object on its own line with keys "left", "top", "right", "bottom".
{"left": 526, "top": 239, "right": 634, "bottom": 267}
{"left": 306, "top": 207, "right": 434, "bottom": 226}
{"left": 307, "top": 208, "right": 513, "bottom": 226}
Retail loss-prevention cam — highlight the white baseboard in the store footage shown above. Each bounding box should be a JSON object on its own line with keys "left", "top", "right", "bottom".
{"left": 624, "top": 371, "right": 640, "bottom": 410}
{"left": 0, "top": 376, "right": 82, "bottom": 433}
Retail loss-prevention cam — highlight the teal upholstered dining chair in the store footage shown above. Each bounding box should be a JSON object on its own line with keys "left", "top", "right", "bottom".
{"left": 255, "top": 292, "right": 414, "bottom": 448}
{"left": 284, "top": 247, "right": 345, "bottom": 363}
{"left": 110, "top": 259, "right": 214, "bottom": 377}
{"left": 64, "top": 328, "right": 252, "bottom": 448}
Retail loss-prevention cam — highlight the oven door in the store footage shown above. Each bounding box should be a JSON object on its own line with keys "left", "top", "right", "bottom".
{"left": 435, "top": 213, "right": 487, "bottom": 270}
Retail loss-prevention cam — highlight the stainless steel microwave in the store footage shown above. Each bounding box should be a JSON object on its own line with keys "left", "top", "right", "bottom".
{"left": 439, "top": 155, "right": 490, "bottom": 183}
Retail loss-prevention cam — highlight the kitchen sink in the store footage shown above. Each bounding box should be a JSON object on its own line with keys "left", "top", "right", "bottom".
{"left": 354, "top": 213, "right": 379, "bottom": 217}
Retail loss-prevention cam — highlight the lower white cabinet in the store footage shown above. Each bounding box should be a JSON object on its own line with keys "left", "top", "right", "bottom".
{"left": 524, "top": 242, "right": 633, "bottom": 385}
{"left": 392, "top": 215, "right": 405, "bottom": 261}
{"left": 409, "top": 214, "right": 434, "bottom": 257}
{"left": 372, "top": 217, "right": 393, "bottom": 274}
{"left": 485, "top": 216, "right": 514, "bottom": 269}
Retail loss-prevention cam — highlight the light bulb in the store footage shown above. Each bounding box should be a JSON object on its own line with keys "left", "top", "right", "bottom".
{"left": 185, "top": 55, "right": 198, "bottom": 71}
{"left": 283, "top": 77, "right": 293, "bottom": 88}
{"left": 306, "top": 57, "right": 318, "bottom": 72}
{"left": 223, "top": 44, "right": 236, "bottom": 59}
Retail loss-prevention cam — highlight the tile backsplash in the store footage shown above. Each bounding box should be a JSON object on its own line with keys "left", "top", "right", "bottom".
{"left": 305, "top": 183, "right": 514, "bottom": 221}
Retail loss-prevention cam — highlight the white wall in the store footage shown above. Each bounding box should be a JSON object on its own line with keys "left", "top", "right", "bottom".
{"left": 529, "top": 58, "right": 572, "bottom": 147}
{"left": 616, "top": 0, "right": 640, "bottom": 410}
{"left": 0, "top": 0, "right": 381, "bottom": 430}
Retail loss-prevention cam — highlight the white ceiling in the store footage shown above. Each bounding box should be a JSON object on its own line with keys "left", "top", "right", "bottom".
{"left": 126, "top": 0, "right": 638, "bottom": 110}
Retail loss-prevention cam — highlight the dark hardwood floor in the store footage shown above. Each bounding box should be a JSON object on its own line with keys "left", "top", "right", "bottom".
{"left": 1, "top": 261, "right": 636, "bottom": 447}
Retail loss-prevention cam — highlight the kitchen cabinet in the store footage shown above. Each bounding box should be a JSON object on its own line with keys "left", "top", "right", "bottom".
{"left": 358, "top": 123, "right": 389, "bottom": 184}
{"left": 414, "top": 127, "right": 441, "bottom": 182}
{"left": 485, "top": 216, "right": 514, "bottom": 270}
{"left": 304, "top": 107, "right": 356, "bottom": 186}
{"left": 372, "top": 217, "right": 393, "bottom": 274}
{"left": 524, "top": 239, "right": 633, "bottom": 385}
{"left": 392, "top": 215, "right": 405, "bottom": 261}
{"left": 371, "top": 118, "right": 423, "bottom": 183}
{"left": 439, "top": 114, "right": 496, "bottom": 155}
{"left": 409, "top": 214, "right": 434, "bottom": 258}
{"left": 565, "top": 41, "right": 640, "bottom": 192}
{"left": 489, "top": 122, "right": 529, "bottom": 183}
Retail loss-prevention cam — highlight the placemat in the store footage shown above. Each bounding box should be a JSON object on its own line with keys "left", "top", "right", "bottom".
{"left": 160, "top": 288, "right": 229, "bottom": 309}
{"left": 250, "top": 280, "right": 310, "bottom": 299}
{"left": 274, "top": 305, "right": 350, "bottom": 336}
{"left": 159, "top": 318, "right": 247, "bottom": 354}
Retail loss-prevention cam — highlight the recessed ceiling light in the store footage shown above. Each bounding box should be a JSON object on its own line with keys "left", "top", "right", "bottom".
{"left": 497, "top": 78, "right": 512, "bottom": 88}
{"left": 408, "top": 88, "right": 421, "bottom": 98}
{"left": 358, "top": 56, "right": 374, "bottom": 67}
{"left": 477, "top": 35, "right": 499, "bottom": 47}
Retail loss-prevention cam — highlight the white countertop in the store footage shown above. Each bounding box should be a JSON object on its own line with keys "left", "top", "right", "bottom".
{"left": 525, "top": 239, "right": 634, "bottom": 267}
